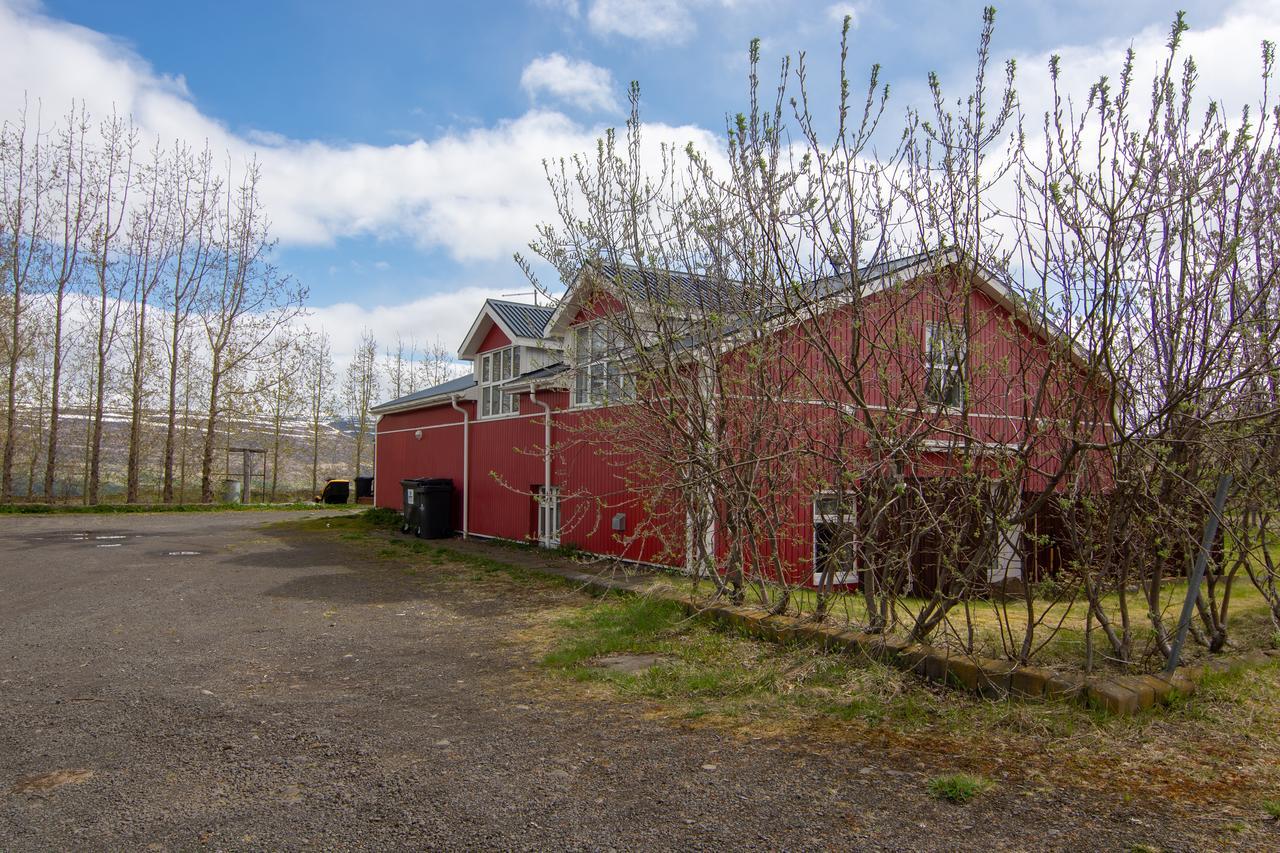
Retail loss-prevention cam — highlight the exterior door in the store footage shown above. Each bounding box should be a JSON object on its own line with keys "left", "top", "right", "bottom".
{"left": 537, "top": 486, "right": 561, "bottom": 547}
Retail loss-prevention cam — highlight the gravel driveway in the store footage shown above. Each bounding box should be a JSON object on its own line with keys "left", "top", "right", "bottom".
{"left": 0, "top": 512, "right": 1223, "bottom": 850}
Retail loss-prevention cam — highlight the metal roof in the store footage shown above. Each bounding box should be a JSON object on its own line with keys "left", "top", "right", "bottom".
{"left": 370, "top": 374, "right": 476, "bottom": 413}
{"left": 487, "top": 299, "right": 556, "bottom": 340}
{"left": 498, "top": 362, "right": 569, "bottom": 387}
{"left": 586, "top": 251, "right": 936, "bottom": 312}
{"left": 590, "top": 262, "right": 731, "bottom": 310}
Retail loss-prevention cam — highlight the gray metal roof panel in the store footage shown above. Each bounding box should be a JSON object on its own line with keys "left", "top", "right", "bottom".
{"left": 371, "top": 374, "right": 476, "bottom": 413}
{"left": 497, "top": 362, "right": 569, "bottom": 387}
{"left": 488, "top": 299, "right": 556, "bottom": 340}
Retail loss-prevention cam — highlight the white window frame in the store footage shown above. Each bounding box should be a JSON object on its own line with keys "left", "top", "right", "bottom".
{"left": 571, "top": 321, "right": 633, "bottom": 408}
{"left": 478, "top": 345, "right": 521, "bottom": 419}
{"left": 536, "top": 485, "right": 561, "bottom": 547}
{"left": 924, "top": 322, "right": 967, "bottom": 410}
{"left": 812, "top": 492, "right": 858, "bottom": 586}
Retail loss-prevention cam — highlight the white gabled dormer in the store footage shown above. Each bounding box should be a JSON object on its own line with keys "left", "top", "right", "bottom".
{"left": 456, "top": 298, "right": 561, "bottom": 418}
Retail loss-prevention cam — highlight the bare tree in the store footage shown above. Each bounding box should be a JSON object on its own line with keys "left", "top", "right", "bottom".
{"left": 383, "top": 334, "right": 408, "bottom": 399}
{"left": 197, "top": 158, "right": 305, "bottom": 503}
{"left": 263, "top": 332, "right": 306, "bottom": 500}
{"left": 415, "top": 336, "right": 461, "bottom": 388}
{"left": 304, "top": 328, "right": 336, "bottom": 495}
{"left": 525, "top": 9, "right": 1280, "bottom": 672}
{"left": 343, "top": 328, "right": 378, "bottom": 478}
{"left": 85, "top": 112, "right": 135, "bottom": 505}
{"left": 42, "top": 104, "right": 96, "bottom": 500}
{"left": 123, "top": 142, "right": 176, "bottom": 502}
{"left": 0, "top": 101, "right": 49, "bottom": 501}
{"left": 160, "top": 144, "right": 218, "bottom": 503}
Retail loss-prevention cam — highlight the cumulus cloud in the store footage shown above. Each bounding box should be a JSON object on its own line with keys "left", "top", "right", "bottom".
{"left": 824, "top": 2, "right": 866, "bottom": 27}
{"left": 1007, "top": 4, "right": 1280, "bottom": 123}
{"left": 0, "top": 0, "right": 717, "bottom": 263}
{"left": 300, "top": 286, "right": 518, "bottom": 369}
{"left": 521, "top": 53, "right": 618, "bottom": 112}
{"left": 586, "top": 0, "right": 698, "bottom": 43}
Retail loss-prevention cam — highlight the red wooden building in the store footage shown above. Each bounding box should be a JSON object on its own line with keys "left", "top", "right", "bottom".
{"left": 373, "top": 253, "right": 1108, "bottom": 588}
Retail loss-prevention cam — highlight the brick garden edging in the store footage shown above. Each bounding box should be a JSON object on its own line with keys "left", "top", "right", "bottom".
{"left": 430, "top": 537, "right": 1280, "bottom": 716}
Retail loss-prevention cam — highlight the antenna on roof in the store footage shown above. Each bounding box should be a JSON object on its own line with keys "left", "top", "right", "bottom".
{"left": 501, "top": 290, "right": 542, "bottom": 306}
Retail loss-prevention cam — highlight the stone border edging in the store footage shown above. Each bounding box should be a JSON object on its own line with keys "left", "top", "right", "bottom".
{"left": 430, "top": 538, "right": 1280, "bottom": 716}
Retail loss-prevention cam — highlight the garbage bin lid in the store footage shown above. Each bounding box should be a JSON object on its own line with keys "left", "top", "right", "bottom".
{"left": 420, "top": 478, "right": 453, "bottom": 489}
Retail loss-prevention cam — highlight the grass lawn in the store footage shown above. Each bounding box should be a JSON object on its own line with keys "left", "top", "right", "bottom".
{"left": 290, "top": 510, "right": 1280, "bottom": 838}
{"left": 770, "top": 579, "right": 1279, "bottom": 672}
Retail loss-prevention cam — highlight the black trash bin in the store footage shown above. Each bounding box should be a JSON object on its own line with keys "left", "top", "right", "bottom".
{"left": 417, "top": 478, "right": 454, "bottom": 539}
{"left": 354, "top": 476, "right": 374, "bottom": 499}
{"left": 399, "top": 478, "right": 426, "bottom": 534}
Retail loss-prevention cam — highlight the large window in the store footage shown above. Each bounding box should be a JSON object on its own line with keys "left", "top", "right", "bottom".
{"left": 813, "top": 493, "right": 858, "bottom": 586}
{"left": 571, "top": 322, "right": 633, "bottom": 407}
{"left": 479, "top": 346, "right": 520, "bottom": 418}
{"left": 925, "top": 322, "right": 967, "bottom": 409}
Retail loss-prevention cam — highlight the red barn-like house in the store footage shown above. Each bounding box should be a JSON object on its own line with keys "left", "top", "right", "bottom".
{"left": 373, "top": 254, "right": 1108, "bottom": 588}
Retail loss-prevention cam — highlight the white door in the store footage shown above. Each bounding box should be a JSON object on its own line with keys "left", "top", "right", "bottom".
{"left": 537, "top": 486, "right": 561, "bottom": 547}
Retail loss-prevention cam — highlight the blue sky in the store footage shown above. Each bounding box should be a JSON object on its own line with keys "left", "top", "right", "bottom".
{"left": 2, "top": 0, "right": 1269, "bottom": 361}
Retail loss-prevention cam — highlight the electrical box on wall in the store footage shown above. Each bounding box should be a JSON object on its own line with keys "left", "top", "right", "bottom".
{"left": 611, "top": 512, "right": 626, "bottom": 532}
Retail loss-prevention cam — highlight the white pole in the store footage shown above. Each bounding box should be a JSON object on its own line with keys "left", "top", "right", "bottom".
{"left": 531, "top": 383, "right": 553, "bottom": 548}
{"left": 449, "top": 395, "right": 470, "bottom": 538}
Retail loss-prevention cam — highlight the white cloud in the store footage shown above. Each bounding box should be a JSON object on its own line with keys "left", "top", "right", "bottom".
{"left": 586, "top": 0, "right": 698, "bottom": 44}
{"left": 0, "top": 0, "right": 718, "bottom": 264}
{"left": 300, "top": 286, "right": 516, "bottom": 369}
{"left": 521, "top": 53, "right": 618, "bottom": 112}
{"left": 1008, "top": 4, "right": 1280, "bottom": 124}
{"left": 824, "top": 2, "right": 866, "bottom": 27}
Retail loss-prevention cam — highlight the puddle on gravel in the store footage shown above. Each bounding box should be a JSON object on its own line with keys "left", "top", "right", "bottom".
{"left": 15, "top": 531, "right": 138, "bottom": 549}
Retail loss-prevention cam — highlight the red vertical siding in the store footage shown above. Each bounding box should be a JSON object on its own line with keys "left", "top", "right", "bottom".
{"left": 375, "top": 270, "right": 1111, "bottom": 586}
{"left": 478, "top": 323, "right": 511, "bottom": 352}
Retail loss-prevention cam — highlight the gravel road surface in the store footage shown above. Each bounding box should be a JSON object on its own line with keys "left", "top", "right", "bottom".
{"left": 0, "top": 512, "right": 1223, "bottom": 850}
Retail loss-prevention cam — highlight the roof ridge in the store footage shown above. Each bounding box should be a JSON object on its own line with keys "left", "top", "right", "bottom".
{"left": 487, "top": 297, "right": 554, "bottom": 309}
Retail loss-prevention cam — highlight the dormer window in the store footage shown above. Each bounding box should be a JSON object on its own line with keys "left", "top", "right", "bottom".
{"left": 571, "top": 322, "right": 633, "bottom": 408}
{"left": 479, "top": 346, "right": 520, "bottom": 418}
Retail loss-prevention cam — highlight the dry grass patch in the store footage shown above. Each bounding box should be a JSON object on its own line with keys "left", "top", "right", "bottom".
{"left": 534, "top": 594, "right": 1280, "bottom": 814}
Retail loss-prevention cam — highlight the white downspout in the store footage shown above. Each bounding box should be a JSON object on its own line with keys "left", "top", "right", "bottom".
{"left": 449, "top": 395, "right": 470, "bottom": 538}
{"left": 372, "top": 413, "right": 381, "bottom": 504}
{"left": 530, "top": 383, "right": 553, "bottom": 548}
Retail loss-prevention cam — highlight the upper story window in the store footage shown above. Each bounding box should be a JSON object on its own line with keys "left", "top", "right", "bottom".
{"left": 924, "top": 322, "right": 967, "bottom": 409}
{"left": 571, "top": 321, "right": 633, "bottom": 408}
{"left": 479, "top": 346, "right": 520, "bottom": 418}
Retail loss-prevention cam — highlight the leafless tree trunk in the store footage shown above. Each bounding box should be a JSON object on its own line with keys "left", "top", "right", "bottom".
{"left": 161, "top": 144, "right": 216, "bottom": 503}
{"left": 124, "top": 142, "right": 175, "bottom": 502}
{"left": 86, "top": 113, "right": 135, "bottom": 504}
{"left": 197, "top": 159, "right": 305, "bottom": 502}
{"left": 42, "top": 105, "right": 95, "bottom": 501}
{"left": 1, "top": 102, "right": 48, "bottom": 501}
{"left": 343, "top": 328, "right": 378, "bottom": 478}
{"left": 305, "top": 329, "right": 335, "bottom": 496}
